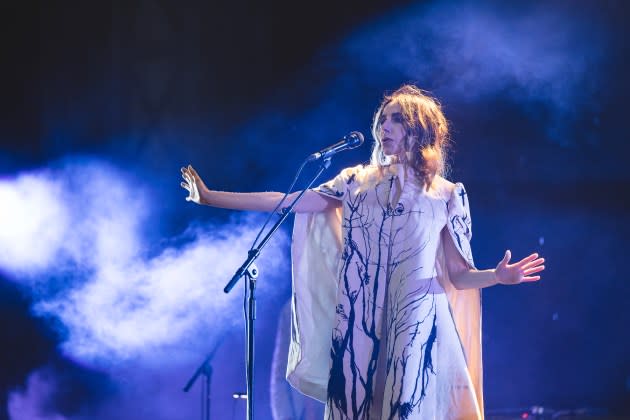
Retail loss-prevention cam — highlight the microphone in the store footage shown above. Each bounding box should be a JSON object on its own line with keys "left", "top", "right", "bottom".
{"left": 307, "top": 131, "right": 364, "bottom": 162}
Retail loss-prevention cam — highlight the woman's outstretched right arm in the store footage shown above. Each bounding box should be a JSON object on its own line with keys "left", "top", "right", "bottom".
{"left": 180, "top": 165, "right": 340, "bottom": 214}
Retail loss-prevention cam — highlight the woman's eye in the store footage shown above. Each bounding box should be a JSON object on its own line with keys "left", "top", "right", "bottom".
{"left": 392, "top": 114, "right": 403, "bottom": 123}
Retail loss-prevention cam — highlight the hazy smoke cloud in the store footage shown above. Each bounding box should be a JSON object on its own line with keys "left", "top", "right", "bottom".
{"left": 0, "top": 160, "right": 289, "bottom": 364}
{"left": 8, "top": 369, "right": 68, "bottom": 420}
{"left": 0, "top": 173, "right": 70, "bottom": 274}
{"left": 342, "top": 2, "right": 605, "bottom": 143}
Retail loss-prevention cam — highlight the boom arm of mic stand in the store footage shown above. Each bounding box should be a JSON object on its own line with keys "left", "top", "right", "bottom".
{"left": 183, "top": 338, "right": 223, "bottom": 392}
{"left": 223, "top": 157, "right": 331, "bottom": 294}
{"left": 183, "top": 353, "right": 211, "bottom": 392}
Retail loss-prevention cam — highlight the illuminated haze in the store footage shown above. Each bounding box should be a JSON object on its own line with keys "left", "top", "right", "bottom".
{"left": 0, "top": 161, "right": 289, "bottom": 364}
{"left": 341, "top": 2, "right": 605, "bottom": 143}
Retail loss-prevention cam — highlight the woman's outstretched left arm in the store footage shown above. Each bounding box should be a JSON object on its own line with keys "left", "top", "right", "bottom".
{"left": 443, "top": 230, "right": 545, "bottom": 290}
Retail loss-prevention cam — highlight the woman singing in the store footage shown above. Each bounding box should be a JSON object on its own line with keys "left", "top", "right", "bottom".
{"left": 181, "top": 85, "right": 545, "bottom": 419}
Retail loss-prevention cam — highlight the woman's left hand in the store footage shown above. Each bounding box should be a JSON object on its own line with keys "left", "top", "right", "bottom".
{"left": 495, "top": 250, "right": 545, "bottom": 285}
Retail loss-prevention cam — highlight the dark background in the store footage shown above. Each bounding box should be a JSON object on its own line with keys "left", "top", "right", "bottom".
{"left": 1, "top": 0, "right": 629, "bottom": 419}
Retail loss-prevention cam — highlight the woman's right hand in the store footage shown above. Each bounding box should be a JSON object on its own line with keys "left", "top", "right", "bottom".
{"left": 181, "top": 165, "right": 207, "bottom": 204}
{"left": 180, "top": 165, "right": 340, "bottom": 213}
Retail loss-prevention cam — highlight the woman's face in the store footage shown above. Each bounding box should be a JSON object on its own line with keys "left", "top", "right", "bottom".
{"left": 378, "top": 101, "right": 407, "bottom": 158}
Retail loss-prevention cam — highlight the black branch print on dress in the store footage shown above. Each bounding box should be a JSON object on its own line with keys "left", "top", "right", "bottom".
{"left": 327, "top": 190, "right": 376, "bottom": 419}
{"left": 327, "top": 176, "right": 393, "bottom": 419}
{"left": 326, "top": 174, "right": 439, "bottom": 420}
{"left": 380, "top": 183, "right": 438, "bottom": 420}
{"left": 385, "top": 272, "right": 437, "bottom": 420}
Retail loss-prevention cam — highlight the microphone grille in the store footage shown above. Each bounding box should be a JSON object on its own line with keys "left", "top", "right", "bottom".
{"left": 347, "top": 131, "right": 364, "bottom": 147}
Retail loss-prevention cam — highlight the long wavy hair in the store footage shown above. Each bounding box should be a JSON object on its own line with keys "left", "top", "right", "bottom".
{"left": 370, "top": 85, "right": 450, "bottom": 189}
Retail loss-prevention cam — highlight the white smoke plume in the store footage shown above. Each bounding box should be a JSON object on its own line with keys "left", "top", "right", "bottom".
{"left": 0, "top": 171, "right": 71, "bottom": 274}
{"left": 0, "top": 160, "right": 290, "bottom": 365}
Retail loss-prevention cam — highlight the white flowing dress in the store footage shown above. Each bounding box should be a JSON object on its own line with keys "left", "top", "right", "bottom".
{"left": 287, "top": 164, "right": 484, "bottom": 420}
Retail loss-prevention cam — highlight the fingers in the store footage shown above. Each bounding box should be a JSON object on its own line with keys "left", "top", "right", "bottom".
{"left": 181, "top": 168, "right": 195, "bottom": 184}
{"left": 523, "top": 265, "right": 545, "bottom": 276}
{"left": 510, "top": 253, "right": 542, "bottom": 271}
{"left": 518, "top": 253, "right": 539, "bottom": 265}
{"left": 181, "top": 165, "right": 196, "bottom": 177}
{"left": 181, "top": 165, "right": 201, "bottom": 186}
{"left": 522, "top": 257, "right": 545, "bottom": 270}
{"left": 180, "top": 165, "right": 202, "bottom": 203}
{"left": 521, "top": 275, "right": 541, "bottom": 282}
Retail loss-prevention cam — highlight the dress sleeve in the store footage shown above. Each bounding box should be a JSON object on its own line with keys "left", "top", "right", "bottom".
{"left": 445, "top": 182, "right": 475, "bottom": 269}
{"left": 437, "top": 182, "right": 484, "bottom": 417}
{"left": 312, "top": 165, "right": 362, "bottom": 201}
{"left": 288, "top": 204, "right": 343, "bottom": 402}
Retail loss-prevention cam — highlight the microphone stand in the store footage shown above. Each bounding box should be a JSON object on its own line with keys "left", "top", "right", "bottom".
{"left": 223, "top": 157, "right": 332, "bottom": 420}
{"left": 183, "top": 339, "right": 223, "bottom": 420}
